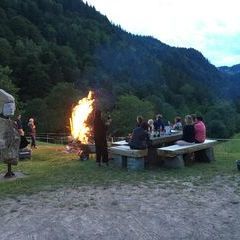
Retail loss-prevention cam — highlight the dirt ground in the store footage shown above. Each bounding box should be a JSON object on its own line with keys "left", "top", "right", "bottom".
{"left": 0, "top": 176, "right": 240, "bottom": 240}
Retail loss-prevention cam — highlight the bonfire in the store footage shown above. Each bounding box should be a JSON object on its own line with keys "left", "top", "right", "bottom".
{"left": 67, "top": 91, "right": 95, "bottom": 160}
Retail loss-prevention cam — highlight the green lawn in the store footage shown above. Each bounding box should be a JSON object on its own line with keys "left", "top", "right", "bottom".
{"left": 0, "top": 136, "right": 239, "bottom": 198}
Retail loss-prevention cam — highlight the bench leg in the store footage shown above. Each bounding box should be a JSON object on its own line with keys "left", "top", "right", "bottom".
{"left": 122, "top": 156, "right": 127, "bottom": 168}
{"left": 111, "top": 154, "right": 123, "bottom": 167}
{"left": 163, "top": 155, "right": 184, "bottom": 168}
{"left": 195, "top": 147, "right": 215, "bottom": 163}
{"left": 146, "top": 147, "right": 159, "bottom": 167}
{"left": 111, "top": 155, "right": 127, "bottom": 168}
{"left": 127, "top": 157, "right": 145, "bottom": 170}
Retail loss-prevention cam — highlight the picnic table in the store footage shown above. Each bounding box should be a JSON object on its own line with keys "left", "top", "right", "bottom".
{"left": 147, "top": 131, "right": 183, "bottom": 166}
{"left": 110, "top": 131, "right": 183, "bottom": 169}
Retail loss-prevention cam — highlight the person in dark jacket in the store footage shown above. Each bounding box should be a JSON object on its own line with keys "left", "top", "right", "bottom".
{"left": 176, "top": 115, "right": 195, "bottom": 145}
{"left": 93, "top": 109, "right": 108, "bottom": 166}
{"left": 16, "top": 114, "right": 30, "bottom": 149}
{"left": 129, "top": 122, "right": 150, "bottom": 150}
{"left": 153, "top": 114, "right": 165, "bottom": 132}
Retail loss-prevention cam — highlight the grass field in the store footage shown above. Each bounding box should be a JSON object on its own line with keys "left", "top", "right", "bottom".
{"left": 0, "top": 136, "right": 239, "bottom": 198}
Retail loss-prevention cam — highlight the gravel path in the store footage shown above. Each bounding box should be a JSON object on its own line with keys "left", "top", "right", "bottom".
{"left": 0, "top": 176, "right": 239, "bottom": 240}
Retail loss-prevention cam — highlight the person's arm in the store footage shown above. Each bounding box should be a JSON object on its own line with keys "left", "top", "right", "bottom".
{"left": 19, "top": 129, "right": 24, "bottom": 136}
{"left": 161, "top": 121, "right": 165, "bottom": 131}
{"left": 182, "top": 126, "right": 187, "bottom": 141}
{"left": 145, "top": 131, "right": 151, "bottom": 147}
{"left": 153, "top": 120, "right": 158, "bottom": 131}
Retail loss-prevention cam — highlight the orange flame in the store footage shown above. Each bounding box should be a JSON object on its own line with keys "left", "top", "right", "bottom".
{"left": 70, "top": 91, "right": 95, "bottom": 143}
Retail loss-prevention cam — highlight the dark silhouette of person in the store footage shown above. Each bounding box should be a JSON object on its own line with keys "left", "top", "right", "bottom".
{"left": 153, "top": 114, "right": 165, "bottom": 132}
{"left": 129, "top": 122, "right": 150, "bottom": 150}
{"left": 136, "top": 115, "right": 143, "bottom": 127}
{"left": 16, "top": 114, "right": 29, "bottom": 149}
{"left": 16, "top": 114, "right": 24, "bottom": 136}
{"left": 93, "top": 109, "right": 108, "bottom": 166}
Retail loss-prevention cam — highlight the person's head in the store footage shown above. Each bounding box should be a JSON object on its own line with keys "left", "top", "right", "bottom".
{"left": 196, "top": 115, "right": 203, "bottom": 122}
{"left": 148, "top": 119, "right": 154, "bottom": 126}
{"left": 156, "top": 114, "right": 162, "bottom": 120}
{"left": 136, "top": 116, "right": 143, "bottom": 124}
{"left": 29, "top": 118, "right": 34, "bottom": 123}
{"left": 148, "top": 119, "right": 154, "bottom": 131}
{"left": 191, "top": 114, "right": 197, "bottom": 123}
{"left": 140, "top": 121, "right": 149, "bottom": 131}
{"left": 17, "top": 114, "right": 21, "bottom": 120}
{"left": 185, "top": 115, "right": 193, "bottom": 125}
{"left": 175, "top": 116, "right": 181, "bottom": 123}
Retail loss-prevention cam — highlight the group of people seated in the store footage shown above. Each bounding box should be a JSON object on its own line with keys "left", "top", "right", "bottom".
{"left": 129, "top": 114, "right": 206, "bottom": 150}
{"left": 175, "top": 115, "right": 206, "bottom": 145}
{"left": 136, "top": 114, "right": 166, "bottom": 133}
{"left": 129, "top": 114, "right": 165, "bottom": 150}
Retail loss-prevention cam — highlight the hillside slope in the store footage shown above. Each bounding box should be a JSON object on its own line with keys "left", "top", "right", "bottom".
{"left": 0, "top": 0, "right": 231, "bottom": 103}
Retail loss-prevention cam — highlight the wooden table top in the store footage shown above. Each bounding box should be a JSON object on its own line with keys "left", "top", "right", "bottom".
{"left": 112, "top": 132, "right": 183, "bottom": 147}
{"left": 150, "top": 132, "right": 182, "bottom": 145}
{"left": 111, "top": 140, "right": 129, "bottom": 146}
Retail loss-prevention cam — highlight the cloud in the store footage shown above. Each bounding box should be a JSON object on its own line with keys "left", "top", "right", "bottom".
{"left": 84, "top": 0, "right": 240, "bottom": 66}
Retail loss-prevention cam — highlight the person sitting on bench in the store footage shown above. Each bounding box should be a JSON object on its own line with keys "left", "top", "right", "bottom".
{"left": 194, "top": 115, "right": 206, "bottom": 143}
{"left": 153, "top": 114, "right": 165, "bottom": 132}
{"left": 129, "top": 122, "right": 150, "bottom": 150}
{"left": 173, "top": 116, "right": 183, "bottom": 130}
{"left": 176, "top": 115, "right": 195, "bottom": 146}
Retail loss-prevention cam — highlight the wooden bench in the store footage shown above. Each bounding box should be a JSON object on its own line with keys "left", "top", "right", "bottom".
{"left": 157, "top": 139, "right": 217, "bottom": 168}
{"left": 109, "top": 145, "right": 148, "bottom": 170}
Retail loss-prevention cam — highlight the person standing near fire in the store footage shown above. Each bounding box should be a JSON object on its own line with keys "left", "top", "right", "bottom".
{"left": 93, "top": 109, "right": 109, "bottom": 166}
{"left": 16, "top": 114, "right": 24, "bottom": 136}
{"left": 28, "top": 118, "right": 37, "bottom": 148}
{"left": 16, "top": 114, "right": 30, "bottom": 149}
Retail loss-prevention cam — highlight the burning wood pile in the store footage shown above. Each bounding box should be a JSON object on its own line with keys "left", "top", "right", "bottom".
{"left": 66, "top": 91, "right": 96, "bottom": 160}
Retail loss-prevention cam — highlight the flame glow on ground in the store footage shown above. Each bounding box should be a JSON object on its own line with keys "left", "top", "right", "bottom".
{"left": 70, "top": 91, "right": 95, "bottom": 144}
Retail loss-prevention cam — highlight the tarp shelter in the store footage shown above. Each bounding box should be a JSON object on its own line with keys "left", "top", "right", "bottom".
{"left": 0, "top": 89, "right": 19, "bottom": 177}
{"left": 0, "top": 89, "right": 15, "bottom": 117}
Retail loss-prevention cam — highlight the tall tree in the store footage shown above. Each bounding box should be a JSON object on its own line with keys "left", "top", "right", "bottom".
{"left": 0, "top": 65, "right": 18, "bottom": 97}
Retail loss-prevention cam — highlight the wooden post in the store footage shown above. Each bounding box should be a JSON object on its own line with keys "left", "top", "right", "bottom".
{"left": 4, "top": 163, "right": 15, "bottom": 178}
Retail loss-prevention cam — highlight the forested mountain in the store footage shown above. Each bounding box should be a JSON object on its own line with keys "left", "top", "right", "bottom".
{"left": 0, "top": 0, "right": 240, "bottom": 137}
{"left": 219, "top": 64, "right": 240, "bottom": 75}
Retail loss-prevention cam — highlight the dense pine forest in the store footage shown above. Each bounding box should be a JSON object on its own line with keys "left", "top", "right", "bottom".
{"left": 0, "top": 0, "right": 240, "bottom": 137}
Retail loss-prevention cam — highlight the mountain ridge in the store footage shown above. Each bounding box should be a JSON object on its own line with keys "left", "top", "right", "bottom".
{"left": 218, "top": 64, "right": 240, "bottom": 75}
